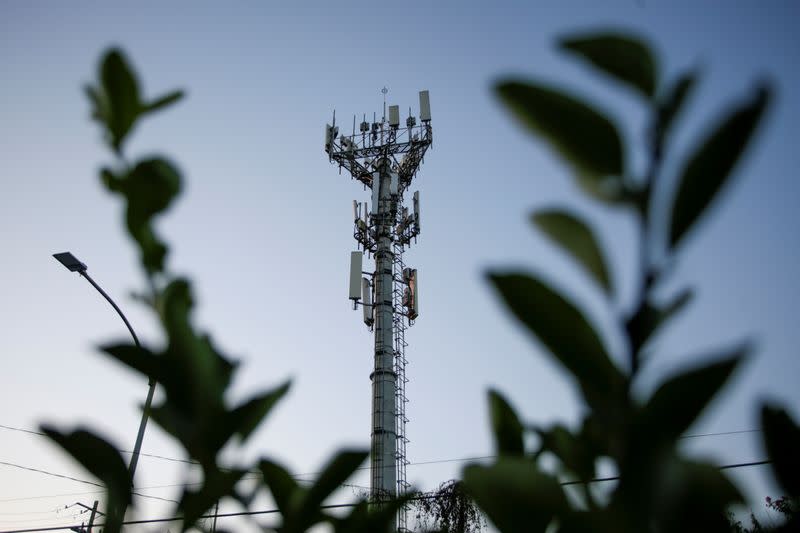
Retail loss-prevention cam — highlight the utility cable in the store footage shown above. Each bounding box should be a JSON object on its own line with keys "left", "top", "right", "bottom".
{"left": 0, "top": 461, "right": 177, "bottom": 505}
{"left": 0, "top": 459, "right": 775, "bottom": 533}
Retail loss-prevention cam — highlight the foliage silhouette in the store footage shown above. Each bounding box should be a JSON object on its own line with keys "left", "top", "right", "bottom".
{"left": 462, "top": 29, "right": 798, "bottom": 533}
{"left": 39, "top": 29, "right": 800, "bottom": 533}
{"left": 41, "top": 48, "right": 397, "bottom": 533}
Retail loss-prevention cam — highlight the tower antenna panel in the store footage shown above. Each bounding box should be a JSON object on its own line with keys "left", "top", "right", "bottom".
{"left": 326, "top": 90, "right": 433, "bottom": 533}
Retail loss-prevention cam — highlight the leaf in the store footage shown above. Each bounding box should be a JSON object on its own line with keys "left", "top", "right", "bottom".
{"left": 463, "top": 458, "right": 567, "bottom": 533}
{"left": 259, "top": 459, "right": 300, "bottom": 516}
{"left": 761, "top": 404, "right": 800, "bottom": 496}
{"left": 654, "top": 458, "right": 743, "bottom": 533}
{"left": 669, "top": 84, "right": 771, "bottom": 249}
{"left": 100, "top": 343, "right": 161, "bottom": 383}
{"left": 487, "top": 272, "right": 623, "bottom": 411}
{"left": 228, "top": 381, "right": 291, "bottom": 442}
{"left": 179, "top": 468, "right": 246, "bottom": 531}
{"left": 532, "top": 209, "right": 613, "bottom": 295}
{"left": 304, "top": 450, "right": 368, "bottom": 513}
{"left": 144, "top": 89, "right": 185, "bottom": 114}
{"left": 560, "top": 31, "right": 658, "bottom": 99}
{"left": 100, "top": 49, "right": 141, "bottom": 152}
{"left": 103, "top": 157, "right": 182, "bottom": 274}
{"left": 655, "top": 70, "right": 697, "bottom": 144}
{"left": 625, "top": 289, "right": 693, "bottom": 354}
{"left": 536, "top": 424, "right": 595, "bottom": 481}
{"left": 488, "top": 389, "right": 524, "bottom": 456}
{"left": 638, "top": 347, "right": 746, "bottom": 447}
{"left": 496, "top": 81, "right": 625, "bottom": 197}
{"left": 40, "top": 426, "right": 131, "bottom": 533}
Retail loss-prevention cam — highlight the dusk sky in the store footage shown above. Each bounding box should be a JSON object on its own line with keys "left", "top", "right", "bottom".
{"left": 1, "top": 1, "right": 798, "bottom": 531}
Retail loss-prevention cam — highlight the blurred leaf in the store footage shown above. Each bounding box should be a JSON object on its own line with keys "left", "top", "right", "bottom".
{"left": 536, "top": 424, "right": 595, "bottom": 481}
{"left": 655, "top": 458, "right": 743, "bottom": 533}
{"left": 160, "top": 279, "right": 236, "bottom": 414}
{"left": 100, "top": 343, "right": 160, "bottom": 383}
{"left": 84, "top": 84, "right": 108, "bottom": 123}
{"left": 625, "top": 289, "right": 693, "bottom": 354}
{"left": 560, "top": 31, "right": 657, "bottom": 99}
{"left": 496, "top": 81, "right": 625, "bottom": 196}
{"left": 100, "top": 49, "right": 141, "bottom": 152}
{"left": 228, "top": 381, "right": 291, "bottom": 442}
{"left": 761, "top": 405, "right": 800, "bottom": 496}
{"left": 179, "top": 468, "right": 245, "bottom": 531}
{"left": 144, "top": 90, "right": 185, "bottom": 114}
{"left": 655, "top": 70, "right": 697, "bottom": 144}
{"left": 488, "top": 272, "right": 623, "bottom": 411}
{"left": 669, "top": 84, "right": 771, "bottom": 249}
{"left": 259, "top": 459, "right": 300, "bottom": 517}
{"left": 638, "top": 347, "right": 745, "bottom": 447}
{"left": 40, "top": 426, "right": 131, "bottom": 533}
{"left": 558, "top": 510, "right": 618, "bottom": 533}
{"left": 532, "top": 209, "right": 613, "bottom": 295}
{"left": 304, "top": 450, "right": 369, "bottom": 513}
{"left": 489, "top": 389, "right": 524, "bottom": 456}
{"left": 463, "top": 458, "right": 566, "bottom": 533}
{"left": 123, "top": 157, "right": 182, "bottom": 273}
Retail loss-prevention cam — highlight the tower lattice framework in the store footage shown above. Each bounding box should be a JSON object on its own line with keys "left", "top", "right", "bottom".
{"left": 325, "top": 91, "right": 432, "bottom": 532}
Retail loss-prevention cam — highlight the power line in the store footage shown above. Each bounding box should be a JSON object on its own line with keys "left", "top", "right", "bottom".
{"left": 0, "top": 422, "right": 765, "bottom": 473}
{"left": 0, "top": 459, "right": 775, "bottom": 533}
{"left": 0, "top": 462, "right": 101, "bottom": 489}
{"left": 0, "top": 461, "right": 177, "bottom": 505}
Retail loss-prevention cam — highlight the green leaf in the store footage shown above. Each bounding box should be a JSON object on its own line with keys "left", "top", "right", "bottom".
{"left": 638, "top": 347, "right": 746, "bottom": 447}
{"left": 489, "top": 389, "right": 524, "bottom": 456}
{"left": 124, "top": 157, "right": 181, "bottom": 273}
{"left": 100, "top": 49, "right": 141, "bottom": 152}
{"left": 179, "top": 468, "right": 246, "bottom": 531}
{"left": 487, "top": 272, "right": 623, "bottom": 411}
{"left": 84, "top": 84, "right": 108, "bottom": 123}
{"left": 100, "top": 343, "right": 160, "bottom": 383}
{"left": 625, "top": 289, "right": 693, "bottom": 354}
{"left": 228, "top": 381, "right": 291, "bottom": 442}
{"left": 304, "top": 450, "right": 368, "bottom": 513}
{"left": 560, "top": 31, "right": 658, "bottom": 99}
{"left": 761, "top": 405, "right": 800, "bottom": 496}
{"left": 532, "top": 209, "right": 613, "bottom": 295}
{"left": 144, "top": 89, "right": 185, "bottom": 114}
{"left": 536, "top": 424, "right": 595, "bottom": 481}
{"left": 654, "top": 458, "right": 743, "bottom": 533}
{"left": 463, "top": 458, "right": 567, "bottom": 533}
{"left": 655, "top": 70, "right": 697, "bottom": 144}
{"left": 40, "top": 426, "right": 131, "bottom": 533}
{"left": 259, "top": 459, "right": 300, "bottom": 516}
{"left": 669, "top": 84, "right": 771, "bottom": 249}
{"left": 496, "top": 81, "right": 625, "bottom": 198}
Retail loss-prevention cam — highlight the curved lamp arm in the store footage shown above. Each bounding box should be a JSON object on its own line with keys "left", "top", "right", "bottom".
{"left": 52, "top": 252, "right": 154, "bottom": 484}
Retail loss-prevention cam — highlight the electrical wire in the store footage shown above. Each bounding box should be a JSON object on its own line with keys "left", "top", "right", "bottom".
{"left": 0, "top": 461, "right": 177, "bottom": 505}
{"left": 0, "top": 422, "right": 765, "bottom": 471}
{"left": 0, "top": 460, "right": 777, "bottom": 533}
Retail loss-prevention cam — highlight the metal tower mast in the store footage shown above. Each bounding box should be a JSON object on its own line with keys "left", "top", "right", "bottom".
{"left": 325, "top": 90, "right": 432, "bottom": 530}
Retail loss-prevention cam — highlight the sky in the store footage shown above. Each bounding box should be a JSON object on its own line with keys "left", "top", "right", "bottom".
{"left": 1, "top": 1, "right": 799, "bottom": 531}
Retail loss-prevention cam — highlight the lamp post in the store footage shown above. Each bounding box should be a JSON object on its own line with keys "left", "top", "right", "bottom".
{"left": 53, "top": 252, "right": 155, "bottom": 484}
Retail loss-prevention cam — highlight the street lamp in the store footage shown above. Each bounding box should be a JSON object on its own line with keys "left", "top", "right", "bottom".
{"left": 52, "top": 251, "right": 156, "bottom": 484}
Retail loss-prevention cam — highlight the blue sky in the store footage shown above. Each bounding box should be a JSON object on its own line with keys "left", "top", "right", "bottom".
{"left": 1, "top": 1, "right": 798, "bottom": 530}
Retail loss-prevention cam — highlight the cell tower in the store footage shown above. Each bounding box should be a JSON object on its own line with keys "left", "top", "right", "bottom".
{"left": 325, "top": 89, "right": 432, "bottom": 530}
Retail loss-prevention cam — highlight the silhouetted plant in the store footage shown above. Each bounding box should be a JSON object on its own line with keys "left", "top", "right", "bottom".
{"left": 411, "top": 480, "right": 485, "bottom": 533}
{"left": 40, "top": 48, "right": 401, "bottom": 533}
{"left": 462, "top": 29, "right": 798, "bottom": 533}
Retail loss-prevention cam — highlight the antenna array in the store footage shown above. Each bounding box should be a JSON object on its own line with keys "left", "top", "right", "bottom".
{"left": 326, "top": 90, "right": 432, "bottom": 532}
